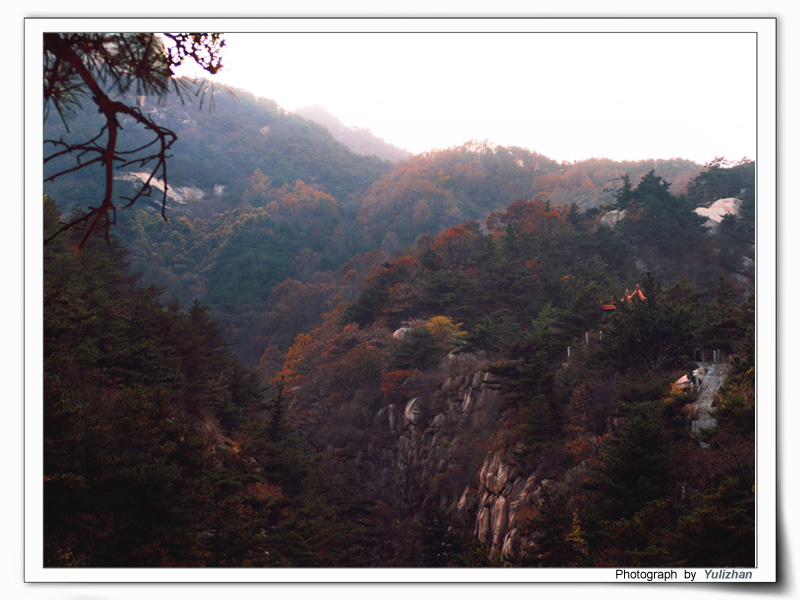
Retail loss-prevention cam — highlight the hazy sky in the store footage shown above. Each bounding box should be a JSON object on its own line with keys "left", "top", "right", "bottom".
{"left": 178, "top": 27, "right": 758, "bottom": 165}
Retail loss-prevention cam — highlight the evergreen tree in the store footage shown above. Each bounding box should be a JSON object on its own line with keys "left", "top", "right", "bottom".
{"left": 598, "top": 275, "right": 696, "bottom": 373}
{"left": 43, "top": 197, "right": 361, "bottom": 567}
{"left": 585, "top": 402, "right": 676, "bottom": 524}
{"left": 614, "top": 174, "right": 634, "bottom": 209}
{"left": 414, "top": 505, "right": 465, "bottom": 567}
{"left": 519, "top": 487, "right": 587, "bottom": 567}
{"left": 697, "top": 275, "right": 746, "bottom": 355}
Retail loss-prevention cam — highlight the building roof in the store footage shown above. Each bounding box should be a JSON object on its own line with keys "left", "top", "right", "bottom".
{"left": 601, "top": 283, "right": 647, "bottom": 310}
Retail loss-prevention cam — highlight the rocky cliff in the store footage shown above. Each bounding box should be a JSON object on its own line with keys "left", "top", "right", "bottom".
{"left": 324, "top": 352, "right": 563, "bottom": 562}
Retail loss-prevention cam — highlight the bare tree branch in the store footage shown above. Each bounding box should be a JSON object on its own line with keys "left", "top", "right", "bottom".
{"left": 43, "top": 32, "right": 225, "bottom": 248}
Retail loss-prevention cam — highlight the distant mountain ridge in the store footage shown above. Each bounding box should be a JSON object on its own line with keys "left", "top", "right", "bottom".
{"left": 44, "top": 82, "right": 394, "bottom": 212}
{"left": 295, "top": 104, "right": 412, "bottom": 162}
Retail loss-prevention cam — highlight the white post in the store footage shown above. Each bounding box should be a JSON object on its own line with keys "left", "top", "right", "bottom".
{"left": 567, "top": 346, "right": 570, "bottom": 359}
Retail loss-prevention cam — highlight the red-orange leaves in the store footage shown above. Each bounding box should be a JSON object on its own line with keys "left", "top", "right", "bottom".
{"left": 381, "top": 369, "right": 415, "bottom": 404}
{"left": 266, "top": 180, "right": 337, "bottom": 220}
{"left": 487, "top": 198, "right": 570, "bottom": 244}
{"left": 432, "top": 223, "right": 480, "bottom": 270}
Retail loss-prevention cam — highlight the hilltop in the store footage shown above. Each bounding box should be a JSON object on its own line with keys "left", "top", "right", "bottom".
{"left": 294, "top": 104, "right": 412, "bottom": 162}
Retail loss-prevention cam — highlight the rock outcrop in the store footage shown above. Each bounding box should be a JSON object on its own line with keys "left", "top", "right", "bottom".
{"left": 365, "top": 354, "right": 558, "bottom": 562}
{"left": 689, "top": 361, "right": 732, "bottom": 439}
{"left": 694, "top": 197, "right": 741, "bottom": 230}
{"left": 193, "top": 409, "right": 241, "bottom": 470}
{"left": 598, "top": 209, "right": 627, "bottom": 228}
{"left": 461, "top": 449, "right": 556, "bottom": 560}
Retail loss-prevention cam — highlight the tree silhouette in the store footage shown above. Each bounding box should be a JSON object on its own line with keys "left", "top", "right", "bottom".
{"left": 43, "top": 33, "right": 225, "bottom": 247}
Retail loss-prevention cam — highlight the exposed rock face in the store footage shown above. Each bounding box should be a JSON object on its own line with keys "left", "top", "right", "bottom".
{"left": 404, "top": 397, "right": 424, "bottom": 426}
{"left": 694, "top": 197, "right": 741, "bottom": 229}
{"left": 300, "top": 352, "right": 583, "bottom": 563}
{"left": 193, "top": 410, "right": 241, "bottom": 470}
{"left": 460, "top": 447, "right": 567, "bottom": 561}
{"left": 693, "top": 366, "right": 709, "bottom": 386}
{"left": 673, "top": 374, "right": 692, "bottom": 392}
{"left": 361, "top": 354, "right": 556, "bottom": 562}
{"left": 598, "top": 209, "right": 627, "bottom": 228}
{"left": 115, "top": 171, "right": 204, "bottom": 205}
{"left": 471, "top": 451, "right": 522, "bottom": 556}
{"left": 690, "top": 362, "right": 732, "bottom": 439}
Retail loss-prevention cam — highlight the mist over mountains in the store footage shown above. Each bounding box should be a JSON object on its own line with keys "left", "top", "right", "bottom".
{"left": 43, "top": 75, "right": 756, "bottom": 569}
{"left": 294, "top": 104, "right": 412, "bottom": 162}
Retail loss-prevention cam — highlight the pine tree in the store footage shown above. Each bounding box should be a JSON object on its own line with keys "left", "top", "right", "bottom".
{"left": 585, "top": 402, "right": 676, "bottom": 524}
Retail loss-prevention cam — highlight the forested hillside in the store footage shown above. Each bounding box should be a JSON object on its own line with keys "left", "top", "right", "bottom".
{"left": 45, "top": 82, "right": 706, "bottom": 361}
{"left": 44, "top": 82, "right": 393, "bottom": 212}
{"left": 42, "top": 35, "right": 755, "bottom": 568}
{"left": 273, "top": 166, "right": 755, "bottom": 566}
{"left": 43, "top": 157, "right": 755, "bottom": 567}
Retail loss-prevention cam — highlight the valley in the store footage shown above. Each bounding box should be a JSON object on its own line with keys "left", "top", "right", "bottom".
{"left": 42, "top": 49, "right": 756, "bottom": 569}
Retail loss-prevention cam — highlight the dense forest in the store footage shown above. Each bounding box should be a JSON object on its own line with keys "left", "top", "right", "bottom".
{"left": 41, "top": 33, "right": 756, "bottom": 569}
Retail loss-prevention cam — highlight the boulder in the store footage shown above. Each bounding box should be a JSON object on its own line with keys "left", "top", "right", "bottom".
{"left": 673, "top": 374, "right": 692, "bottom": 392}
{"left": 693, "top": 366, "right": 709, "bottom": 386}
{"left": 694, "top": 197, "right": 742, "bottom": 230}
{"left": 598, "top": 209, "right": 627, "bottom": 228}
{"left": 502, "top": 528, "right": 522, "bottom": 559}
{"left": 392, "top": 327, "right": 410, "bottom": 340}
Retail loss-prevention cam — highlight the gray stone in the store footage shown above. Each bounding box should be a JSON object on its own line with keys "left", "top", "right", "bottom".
{"left": 404, "top": 397, "right": 424, "bottom": 425}
{"left": 694, "top": 197, "right": 742, "bottom": 230}
{"left": 598, "top": 209, "right": 627, "bottom": 228}
{"left": 471, "top": 371, "right": 485, "bottom": 389}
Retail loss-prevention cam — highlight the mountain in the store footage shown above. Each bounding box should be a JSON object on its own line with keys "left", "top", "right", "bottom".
{"left": 43, "top": 197, "right": 376, "bottom": 567}
{"left": 294, "top": 104, "right": 412, "bottom": 162}
{"left": 44, "top": 82, "right": 394, "bottom": 214}
{"left": 41, "top": 38, "right": 757, "bottom": 570}
{"left": 276, "top": 168, "right": 756, "bottom": 566}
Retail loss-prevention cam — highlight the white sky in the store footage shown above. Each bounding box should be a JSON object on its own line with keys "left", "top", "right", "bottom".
{"left": 179, "top": 29, "right": 757, "bottom": 164}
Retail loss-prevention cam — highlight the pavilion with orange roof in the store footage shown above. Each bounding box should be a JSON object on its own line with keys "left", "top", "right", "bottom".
{"left": 601, "top": 283, "right": 647, "bottom": 311}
